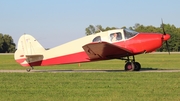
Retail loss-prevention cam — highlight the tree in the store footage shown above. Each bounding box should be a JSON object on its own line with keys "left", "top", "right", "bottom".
{"left": 96, "top": 25, "right": 103, "bottom": 32}
{"left": 85, "top": 25, "right": 118, "bottom": 35}
{"left": 0, "top": 33, "right": 4, "bottom": 52}
{"left": 85, "top": 25, "right": 96, "bottom": 35}
{"left": 0, "top": 33, "right": 16, "bottom": 53}
{"left": 133, "top": 23, "right": 141, "bottom": 30}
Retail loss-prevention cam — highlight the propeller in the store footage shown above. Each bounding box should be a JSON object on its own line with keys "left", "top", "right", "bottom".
{"left": 161, "top": 19, "right": 170, "bottom": 54}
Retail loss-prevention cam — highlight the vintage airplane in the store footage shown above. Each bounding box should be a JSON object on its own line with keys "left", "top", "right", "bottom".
{"left": 14, "top": 23, "right": 170, "bottom": 72}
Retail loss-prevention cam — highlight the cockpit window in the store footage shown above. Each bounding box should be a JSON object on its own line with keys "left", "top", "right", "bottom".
{"left": 92, "top": 36, "right": 101, "bottom": 42}
{"left": 110, "top": 32, "right": 122, "bottom": 42}
{"left": 124, "top": 29, "right": 138, "bottom": 39}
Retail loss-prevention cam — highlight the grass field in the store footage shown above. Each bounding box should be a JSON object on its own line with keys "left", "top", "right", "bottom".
{"left": 0, "top": 53, "right": 180, "bottom": 101}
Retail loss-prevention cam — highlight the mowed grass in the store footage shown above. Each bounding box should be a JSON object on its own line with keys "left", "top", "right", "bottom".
{"left": 0, "top": 73, "right": 180, "bottom": 101}
{"left": 0, "top": 53, "right": 180, "bottom": 101}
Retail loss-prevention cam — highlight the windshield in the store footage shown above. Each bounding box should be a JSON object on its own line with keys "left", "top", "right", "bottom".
{"left": 124, "top": 29, "right": 138, "bottom": 39}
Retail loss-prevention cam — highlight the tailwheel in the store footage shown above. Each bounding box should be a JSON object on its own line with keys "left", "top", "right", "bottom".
{"left": 26, "top": 66, "right": 34, "bottom": 72}
{"left": 134, "top": 62, "right": 141, "bottom": 71}
{"left": 26, "top": 68, "right": 31, "bottom": 72}
{"left": 125, "top": 62, "right": 135, "bottom": 71}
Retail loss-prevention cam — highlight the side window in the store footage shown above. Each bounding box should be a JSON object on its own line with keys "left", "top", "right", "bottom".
{"left": 110, "top": 32, "right": 122, "bottom": 42}
{"left": 92, "top": 36, "right": 101, "bottom": 42}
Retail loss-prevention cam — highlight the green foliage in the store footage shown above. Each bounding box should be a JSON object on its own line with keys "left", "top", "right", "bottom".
{"left": 0, "top": 34, "right": 4, "bottom": 52}
{"left": 85, "top": 25, "right": 96, "bottom": 35}
{"left": 0, "top": 33, "right": 16, "bottom": 53}
{"left": 85, "top": 25, "right": 117, "bottom": 35}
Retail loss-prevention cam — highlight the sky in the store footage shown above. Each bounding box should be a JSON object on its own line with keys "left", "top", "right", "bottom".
{"left": 0, "top": 0, "right": 180, "bottom": 48}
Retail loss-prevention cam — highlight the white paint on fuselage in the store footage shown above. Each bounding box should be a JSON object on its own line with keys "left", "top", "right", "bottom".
{"left": 43, "top": 29, "right": 125, "bottom": 59}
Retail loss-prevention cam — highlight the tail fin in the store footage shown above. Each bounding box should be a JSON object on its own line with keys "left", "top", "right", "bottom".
{"left": 14, "top": 34, "right": 45, "bottom": 66}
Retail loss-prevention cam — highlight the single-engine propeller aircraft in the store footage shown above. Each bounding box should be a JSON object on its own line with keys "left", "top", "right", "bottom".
{"left": 14, "top": 22, "right": 170, "bottom": 72}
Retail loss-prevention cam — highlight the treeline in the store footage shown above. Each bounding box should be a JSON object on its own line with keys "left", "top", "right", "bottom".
{"left": 0, "top": 33, "right": 16, "bottom": 53}
{"left": 85, "top": 23, "right": 180, "bottom": 52}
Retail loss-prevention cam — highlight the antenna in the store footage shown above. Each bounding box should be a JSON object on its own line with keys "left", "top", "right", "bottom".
{"left": 96, "top": 25, "right": 102, "bottom": 32}
{"left": 91, "top": 24, "right": 102, "bottom": 34}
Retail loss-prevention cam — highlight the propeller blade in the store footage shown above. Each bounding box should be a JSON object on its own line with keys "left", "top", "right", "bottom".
{"left": 165, "top": 41, "right": 170, "bottom": 55}
{"left": 161, "top": 19, "right": 170, "bottom": 54}
{"left": 161, "top": 19, "right": 166, "bottom": 35}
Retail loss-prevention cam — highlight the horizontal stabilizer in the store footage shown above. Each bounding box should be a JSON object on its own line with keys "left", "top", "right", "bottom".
{"left": 26, "top": 54, "right": 43, "bottom": 57}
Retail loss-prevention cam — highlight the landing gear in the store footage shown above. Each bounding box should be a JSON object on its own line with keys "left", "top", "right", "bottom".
{"left": 125, "top": 62, "right": 134, "bottom": 71}
{"left": 134, "top": 62, "right": 141, "bottom": 71}
{"left": 26, "top": 66, "right": 34, "bottom": 72}
{"left": 124, "top": 55, "right": 141, "bottom": 71}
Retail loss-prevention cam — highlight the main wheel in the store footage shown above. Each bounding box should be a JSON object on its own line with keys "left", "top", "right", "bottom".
{"left": 134, "top": 62, "right": 141, "bottom": 71}
{"left": 125, "top": 62, "right": 135, "bottom": 71}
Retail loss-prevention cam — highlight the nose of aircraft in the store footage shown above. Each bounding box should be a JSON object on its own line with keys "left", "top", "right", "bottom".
{"left": 163, "top": 34, "right": 170, "bottom": 41}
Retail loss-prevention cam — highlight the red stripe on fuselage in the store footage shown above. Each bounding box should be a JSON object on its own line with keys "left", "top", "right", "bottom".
{"left": 28, "top": 51, "right": 91, "bottom": 66}
{"left": 16, "top": 58, "right": 26, "bottom": 63}
{"left": 15, "top": 58, "right": 30, "bottom": 67}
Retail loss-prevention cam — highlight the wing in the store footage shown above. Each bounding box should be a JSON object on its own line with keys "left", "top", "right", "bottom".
{"left": 82, "top": 42, "right": 133, "bottom": 60}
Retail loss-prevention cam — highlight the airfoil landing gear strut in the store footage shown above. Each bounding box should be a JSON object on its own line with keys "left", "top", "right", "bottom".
{"left": 124, "top": 55, "right": 141, "bottom": 71}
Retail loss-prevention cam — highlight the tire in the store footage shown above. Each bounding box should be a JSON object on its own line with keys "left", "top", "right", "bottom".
{"left": 125, "top": 62, "right": 135, "bottom": 71}
{"left": 134, "top": 62, "right": 141, "bottom": 71}
{"left": 26, "top": 68, "right": 31, "bottom": 72}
